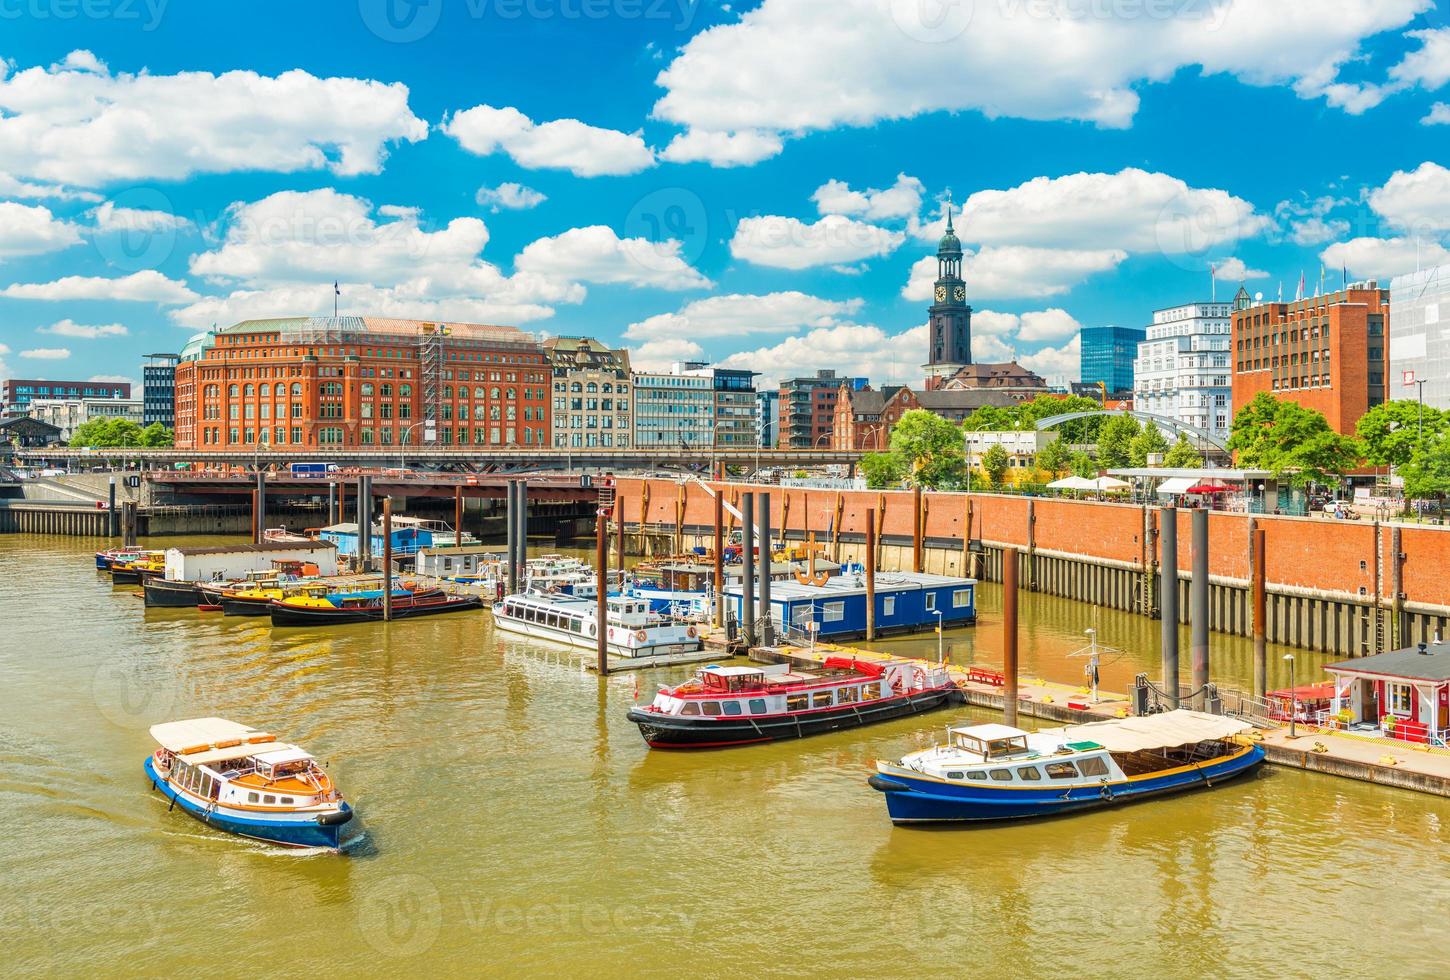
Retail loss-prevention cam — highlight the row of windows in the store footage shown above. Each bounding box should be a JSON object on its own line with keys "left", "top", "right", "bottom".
{"left": 552, "top": 381, "right": 629, "bottom": 394}
{"left": 944, "top": 756, "right": 1110, "bottom": 782}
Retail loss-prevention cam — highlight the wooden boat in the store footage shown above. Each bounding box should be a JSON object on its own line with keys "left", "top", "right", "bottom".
{"left": 145, "top": 717, "right": 353, "bottom": 849}
{"left": 143, "top": 577, "right": 203, "bottom": 608}
{"left": 225, "top": 582, "right": 441, "bottom": 616}
{"left": 109, "top": 556, "right": 165, "bottom": 585}
{"left": 628, "top": 658, "right": 960, "bottom": 748}
{"left": 868, "top": 709, "right": 1265, "bottom": 823}
{"left": 96, "top": 547, "right": 154, "bottom": 570}
{"left": 492, "top": 592, "right": 702, "bottom": 662}
{"left": 269, "top": 589, "right": 482, "bottom": 626}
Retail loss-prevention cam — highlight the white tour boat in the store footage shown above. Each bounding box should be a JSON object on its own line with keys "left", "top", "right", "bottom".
{"left": 492, "top": 592, "right": 703, "bottom": 662}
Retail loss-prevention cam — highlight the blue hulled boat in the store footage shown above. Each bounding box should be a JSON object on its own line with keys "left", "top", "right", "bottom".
{"left": 869, "top": 709, "right": 1264, "bottom": 823}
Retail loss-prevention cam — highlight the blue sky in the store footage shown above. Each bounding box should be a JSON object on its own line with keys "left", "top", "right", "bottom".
{"left": 2, "top": 0, "right": 1449, "bottom": 393}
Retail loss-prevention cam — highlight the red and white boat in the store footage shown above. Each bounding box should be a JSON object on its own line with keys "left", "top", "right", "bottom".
{"left": 627, "top": 657, "right": 961, "bottom": 748}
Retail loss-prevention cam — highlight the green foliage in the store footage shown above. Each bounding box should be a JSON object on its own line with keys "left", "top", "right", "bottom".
{"left": 68, "top": 417, "right": 167, "bottom": 448}
{"left": 1356, "top": 400, "right": 1447, "bottom": 467}
{"left": 981, "top": 444, "right": 1011, "bottom": 488}
{"left": 1128, "top": 424, "right": 1170, "bottom": 467}
{"left": 861, "top": 451, "right": 906, "bottom": 489}
{"left": 1069, "top": 451, "right": 1098, "bottom": 480}
{"left": 1399, "top": 432, "right": 1450, "bottom": 501}
{"left": 962, "top": 394, "right": 1107, "bottom": 443}
{"left": 138, "top": 423, "right": 174, "bottom": 447}
{"left": 1227, "top": 392, "right": 1360, "bottom": 487}
{"left": 1163, "top": 433, "right": 1204, "bottom": 468}
{"left": 888, "top": 409, "right": 966, "bottom": 489}
{"left": 1035, "top": 437, "right": 1070, "bottom": 476}
{"left": 1096, "top": 414, "right": 1141, "bottom": 469}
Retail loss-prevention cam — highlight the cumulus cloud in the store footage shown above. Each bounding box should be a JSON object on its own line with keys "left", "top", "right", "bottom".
{"left": 169, "top": 283, "right": 558, "bottom": 331}
{"left": 1424, "top": 103, "right": 1450, "bottom": 126}
{"left": 651, "top": 0, "right": 1424, "bottom": 158}
{"left": 1213, "top": 257, "right": 1269, "bottom": 281}
{"left": 903, "top": 246, "right": 1126, "bottom": 301}
{"left": 1389, "top": 27, "right": 1450, "bottom": 91}
{"left": 1019, "top": 335, "right": 1082, "bottom": 385}
{"left": 1274, "top": 196, "right": 1352, "bottom": 245}
{"left": 514, "top": 225, "right": 711, "bottom": 291}
{"left": 91, "top": 201, "right": 191, "bottom": 232}
{"left": 0, "top": 173, "right": 100, "bottom": 202}
{"left": 1368, "top": 162, "right": 1450, "bottom": 233}
{"left": 658, "top": 129, "right": 783, "bottom": 167}
{"left": 20, "top": 347, "right": 71, "bottom": 360}
{"left": 38, "top": 319, "right": 128, "bottom": 339}
{"left": 1320, "top": 237, "right": 1450, "bottom": 280}
{"left": 730, "top": 214, "right": 905, "bottom": 269}
{"left": 813, "top": 174, "right": 924, "bottom": 222}
{"left": 0, "top": 270, "right": 198, "bottom": 303}
{"left": 628, "top": 338, "right": 707, "bottom": 373}
{"left": 0, "top": 202, "right": 84, "bottom": 259}
{"left": 625, "top": 292, "right": 864, "bottom": 341}
{"left": 0, "top": 51, "right": 427, "bottom": 185}
{"left": 475, "top": 182, "right": 546, "bottom": 211}
{"left": 718, "top": 321, "right": 925, "bottom": 389}
{"left": 444, "top": 105, "right": 655, "bottom": 177}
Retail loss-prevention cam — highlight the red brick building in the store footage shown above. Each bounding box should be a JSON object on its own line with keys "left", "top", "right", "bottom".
{"left": 1231, "top": 284, "right": 1390, "bottom": 435}
{"left": 832, "top": 385, "right": 903, "bottom": 450}
{"left": 174, "top": 317, "right": 549, "bottom": 450}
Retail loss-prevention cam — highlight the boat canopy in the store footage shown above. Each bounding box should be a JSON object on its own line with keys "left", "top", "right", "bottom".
{"left": 1050, "top": 709, "right": 1252, "bottom": 753}
{"left": 150, "top": 718, "right": 271, "bottom": 753}
{"left": 253, "top": 747, "right": 313, "bottom": 767}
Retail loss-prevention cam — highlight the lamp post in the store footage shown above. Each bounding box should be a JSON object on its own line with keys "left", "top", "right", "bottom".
{"left": 1415, "top": 379, "right": 1427, "bottom": 442}
{"left": 400, "top": 421, "right": 427, "bottom": 470}
{"left": 933, "top": 608, "right": 943, "bottom": 666}
{"left": 1283, "top": 653, "right": 1297, "bottom": 737}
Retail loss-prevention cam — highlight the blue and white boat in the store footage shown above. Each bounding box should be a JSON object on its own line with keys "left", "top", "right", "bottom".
{"left": 869, "top": 709, "right": 1264, "bottom": 823}
{"left": 726, "top": 571, "right": 976, "bottom": 641}
{"left": 145, "top": 718, "right": 354, "bottom": 849}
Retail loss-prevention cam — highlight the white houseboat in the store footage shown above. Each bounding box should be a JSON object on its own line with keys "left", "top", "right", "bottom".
{"left": 492, "top": 592, "right": 704, "bottom": 666}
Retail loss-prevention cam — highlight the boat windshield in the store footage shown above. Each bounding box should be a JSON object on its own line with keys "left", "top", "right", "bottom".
{"left": 953, "top": 733, "right": 1031, "bottom": 758}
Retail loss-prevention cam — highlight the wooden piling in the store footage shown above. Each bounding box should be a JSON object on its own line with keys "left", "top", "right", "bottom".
{"left": 454, "top": 486, "right": 463, "bottom": 544}
{"left": 1253, "top": 525, "right": 1267, "bottom": 700}
{"left": 1003, "top": 545, "right": 1020, "bottom": 728}
{"left": 713, "top": 491, "right": 724, "bottom": 628}
{"left": 866, "top": 507, "right": 877, "bottom": 642}
{"left": 382, "top": 496, "right": 393, "bottom": 622}
{"left": 912, "top": 485, "right": 923, "bottom": 573}
{"left": 596, "top": 510, "right": 608, "bottom": 676}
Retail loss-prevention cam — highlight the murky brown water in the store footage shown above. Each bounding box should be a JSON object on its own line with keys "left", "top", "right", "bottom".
{"left": 3, "top": 535, "right": 1447, "bottom": 978}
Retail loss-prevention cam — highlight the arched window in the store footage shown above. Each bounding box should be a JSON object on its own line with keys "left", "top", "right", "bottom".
{"left": 244, "top": 384, "right": 254, "bottom": 397}
{"left": 291, "top": 383, "right": 302, "bottom": 397}
{"left": 602, "top": 383, "right": 612, "bottom": 393}
{"left": 491, "top": 387, "right": 500, "bottom": 399}
{"left": 361, "top": 383, "right": 374, "bottom": 396}
{"left": 258, "top": 383, "right": 269, "bottom": 397}
{"left": 474, "top": 386, "right": 486, "bottom": 399}
{"left": 399, "top": 384, "right": 412, "bottom": 398}
{"left": 506, "top": 388, "right": 516, "bottom": 399}
{"left": 229, "top": 384, "right": 239, "bottom": 397}
{"left": 442, "top": 385, "right": 453, "bottom": 398}
{"left": 570, "top": 382, "right": 583, "bottom": 392}
{"left": 586, "top": 382, "right": 598, "bottom": 393}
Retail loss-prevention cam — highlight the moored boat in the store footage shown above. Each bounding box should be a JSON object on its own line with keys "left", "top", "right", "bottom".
{"left": 492, "top": 592, "right": 702, "bottom": 663}
{"left": 145, "top": 717, "right": 353, "bottom": 849}
{"left": 143, "top": 577, "right": 204, "bottom": 608}
{"left": 627, "top": 658, "right": 959, "bottom": 748}
{"left": 109, "top": 555, "right": 165, "bottom": 585}
{"left": 868, "top": 709, "right": 1265, "bottom": 824}
{"left": 269, "top": 589, "right": 482, "bottom": 626}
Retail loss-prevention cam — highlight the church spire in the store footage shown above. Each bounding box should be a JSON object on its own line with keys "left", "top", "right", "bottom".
{"left": 944, "top": 190, "right": 954, "bottom": 234}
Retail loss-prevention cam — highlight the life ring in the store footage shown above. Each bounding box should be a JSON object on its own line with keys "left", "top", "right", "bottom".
{"left": 635, "top": 630, "right": 647, "bottom": 642}
{"left": 686, "top": 626, "right": 697, "bottom": 638}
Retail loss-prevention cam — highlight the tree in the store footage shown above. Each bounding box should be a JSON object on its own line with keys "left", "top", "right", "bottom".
{"left": 1069, "top": 451, "right": 1097, "bottom": 480}
{"left": 1356, "top": 400, "right": 1447, "bottom": 468}
{"left": 70, "top": 417, "right": 146, "bottom": 448}
{"left": 889, "top": 410, "right": 966, "bottom": 489}
{"left": 1400, "top": 431, "right": 1450, "bottom": 503}
{"left": 1036, "top": 437, "right": 1070, "bottom": 476}
{"left": 1128, "top": 424, "right": 1170, "bottom": 466}
{"left": 1163, "top": 433, "right": 1204, "bottom": 468}
{"left": 1227, "top": 392, "right": 1361, "bottom": 487}
{"left": 138, "top": 423, "right": 174, "bottom": 448}
{"left": 861, "top": 451, "right": 906, "bottom": 489}
{"left": 1096, "top": 414, "right": 1140, "bottom": 468}
{"left": 981, "top": 444, "right": 1011, "bottom": 488}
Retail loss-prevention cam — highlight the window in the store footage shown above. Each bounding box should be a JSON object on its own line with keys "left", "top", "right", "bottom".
{"left": 821, "top": 601, "right": 845, "bottom": 623}
{"left": 812, "top": 691, "right": 833, "bottom": 708}
{"left": 1077, "top": 756, "right": 1110, "bottom": 777}
{"left": 881, "top": 596, "right": 895, "bottom": 616}
{"left": 1044, "top": 762, "right": 1080, "bottom": 780}
{"left": 966, "top": 771, "right": 988, "bottom": 781}
{"left": 953, "top": 588, "right": 972, "bottom": 608}
{"left": 989, "top": 769, "right": 1013, "bottom": 781}
{"left": 1388, "top": 682, "right": 1414, "bottom": 716}
{"left": 946, "top": 771, "right": 964, "bottom": 780}
{"left": 247, "top": 792, "right": 259, "bottom": 803}
{"left": 701, "top": 701, "right": 722, "bottom": 717}
{"left": 862, "top": 682, "right": 880, "bottom": 700}
{"left": 263, "top": 794, "right": 277, "bottom": 804}
{"left": 925, "top": 592, "right": 937, "bottom": 611}
{"left": 748, "top": 699, "right": 767, "bottom": 714}
{"left": 722, "top": 701, "right": 742, "bottom": 716}
{"left": 1016, "top": 766, "right": 1042, "bottom": 781}
{"left": 837, "top": 686, "right": 859, "bottom": 703}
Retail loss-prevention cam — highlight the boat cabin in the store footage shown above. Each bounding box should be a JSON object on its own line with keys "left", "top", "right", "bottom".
{"left": 319, "top": 521, "right": 432, "bottom": 559}
{"left": 723, "top": 572, "right": 976, "bottom": 640}
{"left": 645, "top": 659, "right": 943, "bottom": 719}
{"left": 948, "top": 723, "right": 1035, "bottom": 760}
{"left": 165, "top": 541, "right": 339, "bottom": 582}
{"left": 415, "top": 545, "right": 503, "bottom": 578}
{"left": 1327, "top": 642, "right": 1450, "bottom": 745}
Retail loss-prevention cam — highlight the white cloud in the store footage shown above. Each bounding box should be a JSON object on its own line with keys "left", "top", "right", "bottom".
{"left": 625, "top": 291, "right": 864, "bottom": 341}
{"left": 0, "top": 173, "right": 100, "bottom": 202}
{"left": 88, "top": 373, "right": 136, "bottom": 384}
{"left": 38, "top": 319, "right": 128, "bottom": 339}
{"left": 957, "top": 308, "right": 1084, "bottom": 357}
{"left": 1015, "top": 309, "right": 1083, "bottom": 344}
{"left": 658, "top": 129, "right": 783, "bottom": 167}
{"left": 0, "top": 270, "right": 197, "bottom": 303}
{"left": 903, "top": 246, "right": 1126, "bottom": 302}
{"left": 444, "top": 105, "right": 654, "bottom": 177}
{"left": 651, "top": 0, "right": 1425, "bottom": 156}
{"left": 719, "top": 321, "right": 924, "bottom": 389}
{"left": 1019, "top": 335, "right": 1081, "bottom": 384}
{"left": 1320, "top": 237, "right": 1450, "bottom": 280}
{"left": 0, "top": 52, "right": 427, "bottom": 185}
{"left": 169, "top": 283, "right": 559, "bottom": 330}
{"left": 922, "top": 169, "right": 1267, "bottom": 254}
{"left": 628, "top": 338, "right": 707, "bottom": 373}
{"left": 1368, "top": 162, "right": 1450, "bottom": 233}
{"left": 91, "top": 201, "right": 190, "bottom": 232}
{"left": 1424, "top": 103, "right": 1450, "bottom": 126}
{"left": 730, "top": 214, "right": 904, "bottom": 269}
{"left": 813, "top": 174, "right": 924, "bottom": 221}
{"left": 0, "top": 202, "right": 83, "bottom": 258}
{"left": 1390, "top": 27, "right": 1450, "bottom": 90}
{"left": 514, "top": 225, "right": 711, "bottom": 291}
{"left": 1274, "top": 196, "right": 1352, "bottom": 245}
{"left": 475, "top": 182, "right": 546, "bottom": 211}
{"left": 1213, "top": 257, "right": 1269, "bottom": 281}
{"left": 20, "top": 347, "right": 71, "bottom": 360}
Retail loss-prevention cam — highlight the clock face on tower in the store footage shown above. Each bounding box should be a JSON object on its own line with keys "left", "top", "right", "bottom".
{"left": 954, "top": 285, "right": 966, "bottom": 302}
{"left": 935, "top": 285, "right": 946, "bottom": 302}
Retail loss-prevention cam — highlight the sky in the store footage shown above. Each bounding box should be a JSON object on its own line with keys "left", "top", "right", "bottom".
{"left": 2, "top": 0, "right": 1450, "bottom": 395}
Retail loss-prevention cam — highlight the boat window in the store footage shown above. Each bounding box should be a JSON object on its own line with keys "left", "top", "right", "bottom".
{"left": 953, "top": 588, "right": 972, "bottom": 608}
{"left": 786, "top": 693, "right": 808, "bottom": 711}
{"left": 821, "top": 600, "right": 845, "bottom": 623}
{"left": 838, "top": 686, "right": 859, "bottom": 703}
{"left": 882, "top": 596, "right": 895, "bottom": 616}
{"left": 680, "top": 702, "right": 700, "bottom": 715}
{"left": 862, "top": 682, "right": 880, "bottom": 700}
{"left": 812, "top": 691, "right": 833, "bottom": 708}
{"left": 925, "top": 592, "right": 937, "bottom": 611}
{"left": 248, "top": 792, "right": 259, "bottom": 803}
{"left": 701, "top": 701, "right": 722, "bottom": 716}
{"left": 1016, "top": 766, "right": 1043, "bottom": 781}
{"left": 966, "top": 771, "right": 988, "bottom": 781}
{"left": 1044, "top": 762, "right": 1080, "bottom": 780}
{"left": 1077, "top": 756, "right": 1110, "bottom": 777}
{"left": 723, "top": 701, "right": 742, "bottom": 716}
{"left": 263, "top": 794, "right": 277, "bottom": 804}
{"left": 946, "top": 771, "right": 964, "bottom": 780}
{"left": 989, "top": 769, "right": 1013, "bottom": 782}
{"left": 569, "top": 618, "right": 582, "bottom": 633}
{"left": 748, "top": 699, "right": 767, "bottom": 714}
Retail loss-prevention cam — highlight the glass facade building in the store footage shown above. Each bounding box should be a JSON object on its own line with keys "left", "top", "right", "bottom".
{"left": 1080, "top": 325, "right": 1145, "bottom": 393}
{"left": 143, "top": 353, "right": 180, "bottom": 428}
{"left": 1390, "top": 265, "right": 1450, "bottom": 410}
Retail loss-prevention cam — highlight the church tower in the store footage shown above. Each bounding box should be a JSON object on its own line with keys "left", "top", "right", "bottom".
{"left": 923, "top": 200, "right": 973, "bottom": 390}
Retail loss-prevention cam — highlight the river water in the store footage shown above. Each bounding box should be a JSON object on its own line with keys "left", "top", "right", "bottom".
{"left": 3, "top": 534, "right": 1448, "bottom": 978}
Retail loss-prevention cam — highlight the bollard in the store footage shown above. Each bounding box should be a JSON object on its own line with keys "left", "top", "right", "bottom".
{"left": 506, "top": 481, "right": 518, "bottom": 594}
{"left": 1253, "top": 525, "right": 1267, "bottom": 701}
{"left": 713, "top": 492, "right": 724, "bottom": 629}
{"left": 382, "top": 496, "right": 393, "bottom": 622}
{"left": 596, "top": 511, "right": 608, "bottom": 676}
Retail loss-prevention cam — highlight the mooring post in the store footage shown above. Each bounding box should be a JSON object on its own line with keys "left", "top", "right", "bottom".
{"left": 1160, "top": 506, "right": 1180, "bottom": 708}
{"left": 1003, "top": 545, "right": 1020, "bottom": 728}
{"left": 506, "top": 481, "right": 519, "bottom": 594}
{"left": 255, "top": 470, "right": 266, "bottom": 543}
{"left": 1025, "top": 498, "right": 1036, "bottom": 592}
{"left": 615, "top": 492, "right": 626, "bottom": 564}
{"left": 1190, "top": 508, "right": 1210, "bottom": 711}
{"left": 251, "top": 489, "right": 260, "bottom": 544}
{"left": 758, "top": 492, "right": 774, "bottom": 646}
{"left": 1253, "top": 525, "right": 1267, "bottom": 700}
{"left": 866, "top": 507, "right": 877, "bottom": 642}
{"left": 712, "top": 491, "right": 724, "bottom": 628}
{"left": 454, "top": 486, "right": 463, "bottom": 545}
{"left": 596, "top": 508, "right": 609, "bottom": 676}
{"left": 516, "top": 480, "right": 529, "bottom": 579}
{"left": 108, "top": 477, "right": 118, "bottom": 538}
{"left": 327, "top": 481, "right": 337, "bottom": 527}
{"left": 357, "top": 476, "right": 373, "bottom": 571}
{"left": 382, "top": 496, "right": 394, "bottom": 622}
{"left": 1391, "top": 525, "right": 1404, "bottom": 652}
{"left": 912, "top": 485, "right": 924, "bottom": 573}
{"left": 963, "top": 496, "right": 974, "bottom": 578}
{"left": 741, "top": 492, "right": 756, "bottom": 647}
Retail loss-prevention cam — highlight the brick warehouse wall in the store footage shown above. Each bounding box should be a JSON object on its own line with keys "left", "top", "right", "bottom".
{"left": 614, "top": 478, "right": 1450, "bottom": 653}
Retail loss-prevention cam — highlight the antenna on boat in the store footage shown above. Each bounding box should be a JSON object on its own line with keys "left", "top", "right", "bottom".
{"left": 1068, "top": 628, "right": 1123, "bottom": 704}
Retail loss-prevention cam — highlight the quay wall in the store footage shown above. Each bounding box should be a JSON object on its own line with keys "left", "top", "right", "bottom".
{"left": 614, "top": 479, "right": 1450, "bottom": 657}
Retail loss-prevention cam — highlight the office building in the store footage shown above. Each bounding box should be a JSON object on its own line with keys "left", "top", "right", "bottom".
{"left": 30, "top": 396, "right": 144, "bottom": 442}
{"left": 542, "top": 337, "right": 631, "bottom": 449}
{"left": 1134, "top": 300, "right": 1234, "bottom": 440}
{"left": 1390, "top": 265, "right": 1450, "bottom": 409}
{"left": 632, "top": 369, "right": 714, "bottom": 448}
{"left": 779, "top": 370, "right": 865, "bottom": 448}
{"left": 2, "top": 378, "right": 131, "bottom": 416}
{"left": 143, "top": 353, "right": 181, "bottom": 429}
{"left": 1080, "top": 325, "right": 1145, "bottom": 394}
{"left": 756, "top": 390, "right": 779, "bottom": 450}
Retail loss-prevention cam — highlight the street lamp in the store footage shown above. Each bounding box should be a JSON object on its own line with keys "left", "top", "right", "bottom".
{"left": 1283, "top": 653, "right": 1297, "bottom": 737}
{"left": 1415, "top": 379, "right": 1427, "bottom": 442}
{"left": 933, "top": 608, "right": 943, "bottom": 666}
{"left": 401, "top": 420, "right": 428, "bottom": 470}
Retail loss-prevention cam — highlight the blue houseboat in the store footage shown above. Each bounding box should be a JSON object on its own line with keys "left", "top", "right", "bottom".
{"left": 724, "top": 572, "right": 976, "bottom": 641}
{"left": 319, "top": 519, "right": 433, "bottom": 560}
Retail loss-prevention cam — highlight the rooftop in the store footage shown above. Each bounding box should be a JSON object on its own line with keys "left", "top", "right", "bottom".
{"left": 1327, "top": 642, "right": 1450, "bottom": 682}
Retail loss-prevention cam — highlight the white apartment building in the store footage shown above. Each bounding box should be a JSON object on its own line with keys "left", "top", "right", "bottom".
{"left": 1133, "top": 302, "right": 1233, "bottom": 439}
{"left": 29, "top": 396, "right": 145, "bottom": 442}
{"left": 1390, "top": 264, "right": 1450, "bottom": 409}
